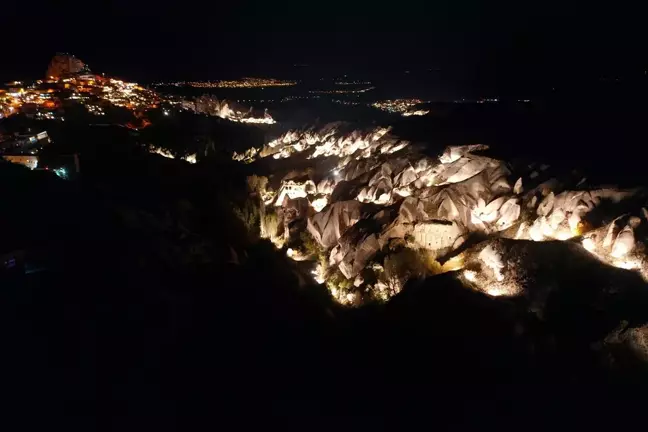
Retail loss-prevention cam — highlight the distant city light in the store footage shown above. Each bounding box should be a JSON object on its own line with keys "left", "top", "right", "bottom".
{"left": 372, "top": 99, "right": 428, "bottom": 116}
{"left": 334, "top": 81, "right": 372, "bottom": 85}
{"left": 154, "top": 78, "right": 296, "bottom": 88}
{"left": 309, "top": 86, "right": 375, "bottom": 95}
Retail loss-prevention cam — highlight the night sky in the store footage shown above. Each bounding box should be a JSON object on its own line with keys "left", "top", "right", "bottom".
{"left": 3, "top": 1, "right": 646, "bottom": 96}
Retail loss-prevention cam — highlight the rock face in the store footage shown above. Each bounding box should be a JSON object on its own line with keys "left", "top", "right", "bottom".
{"left": 412, "top": 221, "right": 464, "bottom": 251}
{"left": 307, "top": 201, "right": 375, "bottom": 249}
{"left": 330, "top": 207, "right": 400, "bottom": 279}
{"left": 46, "top": 53, "right": 86, "bottom": 79}
{"left": 462, "top": 237, "right": 648, "bottom": 317}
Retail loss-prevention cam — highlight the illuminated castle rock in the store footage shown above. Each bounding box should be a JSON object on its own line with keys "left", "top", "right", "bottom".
{"left": 46, "top": 53, "right": 89, "bottom": 79}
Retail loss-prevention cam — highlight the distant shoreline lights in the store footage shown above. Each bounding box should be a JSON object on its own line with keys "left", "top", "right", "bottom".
{"left": 155, "top": 78, "right": 297, "bottom": 89}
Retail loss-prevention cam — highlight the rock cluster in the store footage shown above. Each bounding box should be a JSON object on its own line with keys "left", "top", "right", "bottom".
{"left": 236, "top": 123, "right": 644, "bottom": 303}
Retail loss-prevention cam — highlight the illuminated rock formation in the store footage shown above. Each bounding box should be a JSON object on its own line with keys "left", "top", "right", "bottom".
{"left": 188, "top": 95, "right": 275, "bottom": 124}
{"left": 46, "top": 53, "right": 86, "bottom": 79}
{"left": 307, "top": 201, "right": 372, "bottom": 249}
{"left": 234, "top": 122, "right": 645, "bottom": 305}
{"left": 148, "top": 145, "right": 196, "bottom": 164}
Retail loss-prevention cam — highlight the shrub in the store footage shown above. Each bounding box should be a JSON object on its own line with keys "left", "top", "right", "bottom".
{"left": 247, "top": 175, "right": 268, "bottom": 194}
{"left": 383, "top": 247, "right": 428, "bottom": 294}
{"left": 261, "top": 210, "right": 280, "bottom": 240}
{"left": 326, "top": 268, "right": 354, "bottom": 302}
{"left": 299, "top": 230, "right": 322, "bottom": 258}
{"left": 233, "top": 198, "right": 259, "bottom": 237}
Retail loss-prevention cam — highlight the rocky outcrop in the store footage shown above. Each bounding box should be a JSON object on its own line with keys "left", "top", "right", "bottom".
{"left": 307, "top": 201, "right": 375, "bottom": 249}
{"left": 46, "top": 53, "right": 86, "bottom": 79}
{"left": 330, "top": 206, "right": 401, "bottom": 278}
{"left": 522, "top": 189, "right": 637, "bottom": 241}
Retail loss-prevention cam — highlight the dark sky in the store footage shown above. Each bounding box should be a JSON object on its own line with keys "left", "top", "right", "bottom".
{"left": 2, "top": 0, "right": 647, "bottom": 95}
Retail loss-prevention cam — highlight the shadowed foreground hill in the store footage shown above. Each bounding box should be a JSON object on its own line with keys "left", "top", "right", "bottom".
{"left": 1, "top": 148, "right": 648, "bottom": 431}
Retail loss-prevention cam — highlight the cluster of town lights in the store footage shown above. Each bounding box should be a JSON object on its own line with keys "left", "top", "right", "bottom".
{"left": 156, "top": 78, "right": 296, "bottom": 88}
{"left": 372, "top": 99, "right": 429, "bottom": 116}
